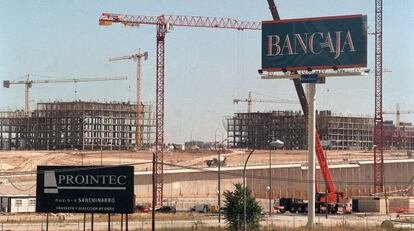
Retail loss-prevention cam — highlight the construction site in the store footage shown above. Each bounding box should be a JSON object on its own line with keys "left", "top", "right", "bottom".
{"left": 0, "top": 0, "right": 414, "bottom": 230}
{"left": 0, "top": 101, "right": 155, "bottom": 151}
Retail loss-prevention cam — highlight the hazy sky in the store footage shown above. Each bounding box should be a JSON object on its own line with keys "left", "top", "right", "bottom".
{"left": 1, "top": 1, "right": 413, "bottom": 143}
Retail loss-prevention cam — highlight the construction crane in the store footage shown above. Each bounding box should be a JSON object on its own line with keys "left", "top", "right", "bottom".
{"left": 383, "top": 104, "right": 414, "bottom": 135}
{"left": 3, "top": 74, "right": 127, "bottom": 115}
{"left": 233, "top": 91, "right": 299, "bottom": 113}
{"left": 109, "top": 50, "right": 148, "bottom": 150}
{"left": 383, "top": 104, "right": 414, "bottom": 149}
{"left": 373, "top": 0, "right": 384, "bottom": 194}
{"left": 99, "top": 13, "right": 261, "bottom": 205}
{"left": 266, "top": 0, "right": 343, "bottom": 209}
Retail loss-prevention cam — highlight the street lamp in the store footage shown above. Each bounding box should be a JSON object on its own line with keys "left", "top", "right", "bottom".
{"left": 152, "top": 152, "right": 156, "bottom": 231}
{"left": 266, "top": 185, "right": 270, "bottom": 228}
{"left": 268, "top": 140, "right": 284, "bottom": 217}
{"left": 218, "top": 138, "right": 227, "bottom": 225}
{"left": 214, "top": 128, "right": 220, "bottom": 150}
{"left": 243, "top": 149, "right": 255, "bottom": 231}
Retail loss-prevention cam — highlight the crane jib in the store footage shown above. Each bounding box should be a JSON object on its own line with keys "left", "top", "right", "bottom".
{"left": 99, "top": 13, "right": 261, "bottom": 30}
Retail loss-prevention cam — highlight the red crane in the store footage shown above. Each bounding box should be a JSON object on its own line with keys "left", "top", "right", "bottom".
{"left": 266, "top": 0, "right": 342, "bottom": 206}
{"left": 99, "top": 13, "right": 261, "bottom": 205}
{"left": 373, "top": 0, "right": 384, "bottom": 194}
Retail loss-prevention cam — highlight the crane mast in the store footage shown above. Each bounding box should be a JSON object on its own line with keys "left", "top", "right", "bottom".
{"left": 373, "top": 0, "right": 384, "bottom": 194}
{"left": 99, "top": 13, "right": 260, "bottom": 205}
{"left": 110, "top": 50, "right": 148, "bottom": 150}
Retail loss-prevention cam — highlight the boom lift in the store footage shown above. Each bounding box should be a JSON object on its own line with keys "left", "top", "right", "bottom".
{"left": 3, "top": 74, "right": 127, "bottom": 115}
{"left": 266, "top": 0, "right": 344, "bottom": 213}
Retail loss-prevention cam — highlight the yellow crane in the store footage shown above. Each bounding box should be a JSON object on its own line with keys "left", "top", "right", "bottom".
{"left": 3, "top": 74, "right": 127, "bottom": 115}
{"left": 233, "top": 91, "right": 299, "bottom": 113}
{"left": 109, "top": 49, "right": 148, "bottom": 150}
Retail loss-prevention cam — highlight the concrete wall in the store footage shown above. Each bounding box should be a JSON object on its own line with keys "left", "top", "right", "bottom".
{"left": 352, "top": 196, "right": 387, "bottom": 213}
{"left": 133, "top": 159, "right": 414, "bottom": 210}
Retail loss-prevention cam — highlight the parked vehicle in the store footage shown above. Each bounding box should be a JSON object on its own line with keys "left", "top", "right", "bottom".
{"left": 191, "top": 204, "right": 211, "bottom": 213}
{"left": 156, "top": 205, "right": 176, "bottom": 213}
{"left": 274, "top": 197, "right": 341, "bottom": 214}
{"left": 206, "top": 157, "right": 227, "bottom": 167}
{"left": 135, "top": 204, "right": 151, "bottom": 213}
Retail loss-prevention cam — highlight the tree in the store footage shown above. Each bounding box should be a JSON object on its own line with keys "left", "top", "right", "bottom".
{"left": 223, "top": 183, "right": 263, "bottom": 230}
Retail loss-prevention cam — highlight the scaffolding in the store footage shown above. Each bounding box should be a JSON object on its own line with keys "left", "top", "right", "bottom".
{"left": 0, "top": 101, "right": 155, "bottom": 150}
{"left": 227, "top": 110, "right": 375, "bottom": 150}
{"left": 383, "top": 120, "right": 414, "bottom": 150}
{"left": 227, "top": 111, "right": 305, "bottom": 149}
{"left": 317, "top": 111, "right": 373, "bottom": 150}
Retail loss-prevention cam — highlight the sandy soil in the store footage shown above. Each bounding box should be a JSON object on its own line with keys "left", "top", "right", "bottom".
{"left": 0, "top": 149, "right": 409, "bottom": 173}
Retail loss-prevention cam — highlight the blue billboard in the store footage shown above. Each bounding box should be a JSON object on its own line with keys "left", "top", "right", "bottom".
{"left": 262, "top": 15, "right": 367, "bottom": 72}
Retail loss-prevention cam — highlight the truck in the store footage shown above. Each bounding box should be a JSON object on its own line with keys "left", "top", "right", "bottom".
{"left": 191, "top": 203, "right": 211, "bottom": 213}
{"left": 205, "top": 156, "right": 226, "bottom": 167}
{"left": 274, "top": 193, "right": 343, "bottom": 214}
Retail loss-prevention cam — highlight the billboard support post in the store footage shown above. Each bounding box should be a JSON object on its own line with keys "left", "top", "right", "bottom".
{"left": 260, "top": 71, "right": 367, "bottom": 227}
{"left": 307, "top": 83, "right": 316, "bottom": 227}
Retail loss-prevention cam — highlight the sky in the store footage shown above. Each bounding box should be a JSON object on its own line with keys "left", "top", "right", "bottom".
{"left": 1, "top": 0, "right": 413, "bottom": 143}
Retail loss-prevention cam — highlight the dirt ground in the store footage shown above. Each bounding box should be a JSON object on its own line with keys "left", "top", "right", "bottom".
{"left": 0, "top": 148, "right": 409, "bottom": 173}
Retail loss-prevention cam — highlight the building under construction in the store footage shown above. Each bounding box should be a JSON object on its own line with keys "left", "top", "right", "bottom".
{"left": 384, "top": 120, "right": 414, "bottom": 150}
{"left": 0, "top": 101, "right": 155, "bottom": 150}
{"left": 227, "top": 110, "right": 375, "bottom": 150}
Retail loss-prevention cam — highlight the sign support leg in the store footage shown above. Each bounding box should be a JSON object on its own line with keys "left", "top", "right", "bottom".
{"left": 121, "top": 213, "right": 124, "bottom": 231}
{"left": 91, "top": 213, "right": 94, "bottom": 231}
{"left": 126, "top": 213, "right": 129, "bottom": 231}
{"left": 108, "top": 213, "right": 111, "bottom": 231}
{"left": 83, "top": 214, "right": 86, "bottom": 231}
{"left": 46, "top": 213, "right": 49, "bottom": 231}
